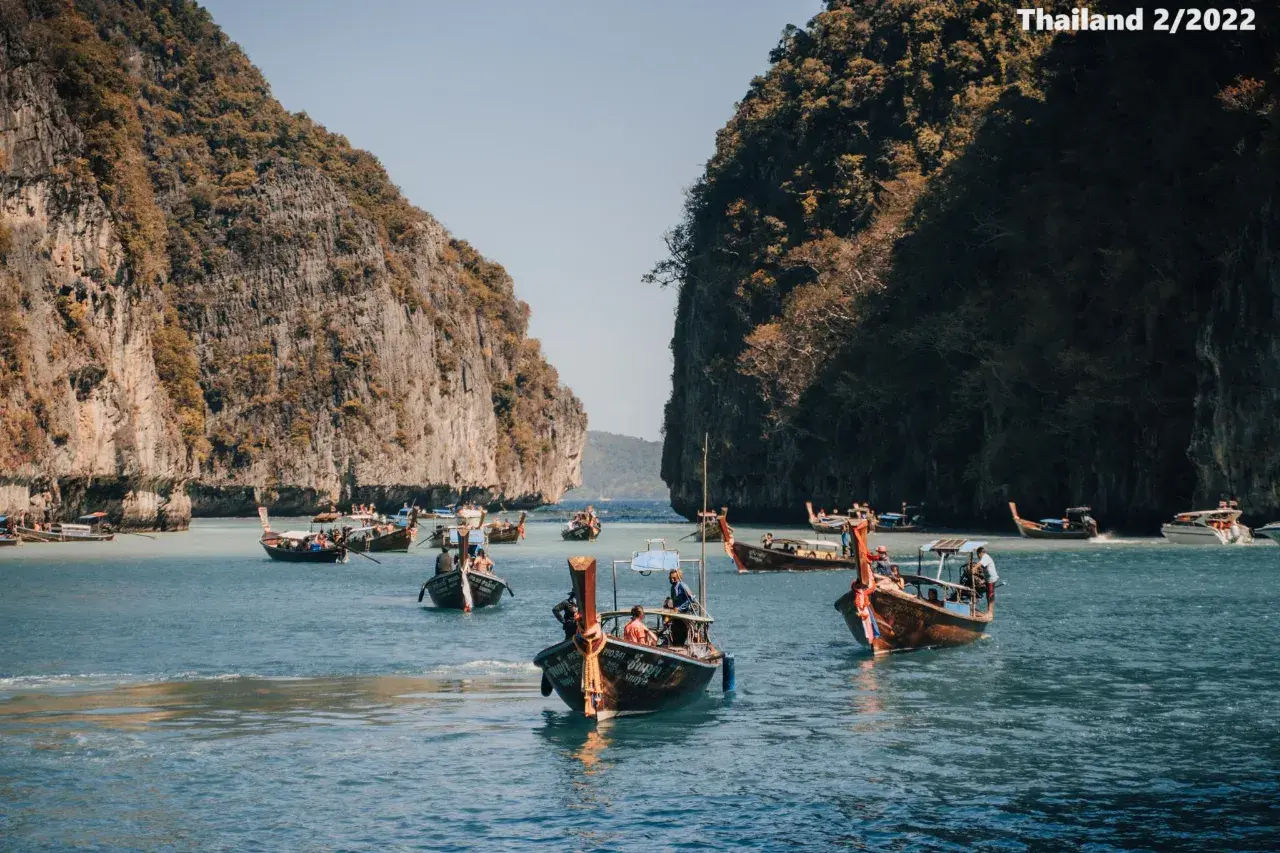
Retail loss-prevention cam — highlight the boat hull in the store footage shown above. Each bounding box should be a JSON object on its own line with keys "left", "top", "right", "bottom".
{"left": 729, "top": 540, "right": 855, "bottom": 572}
{"left": 561, "top": 526, "right": 599, "bottom": 542}
{"left": 424, "top": 570, "right": 509, "bottom": 610}
{"left": 1257, "top": 525, "right": 1280, "bottom": 544}
{"left": 261, "top": 542, "right": 347, "bottom": 562}
{"left": 16, "top": 527, "right": 114, "bottom": 543}
{"left": 0, "top": 537, "right": 20, "bottom": 546}
{"left": 1014, "top": 520, "right": 1093, "bottom": 540}
{"left": 533, "top": 637, "right": 720, "bottom": 720}
{"left": 348, "top": 526, "right": 413, "bottom": 552}
{"left": 1160, "top": 524, "right": 1247, "bottom": 545}
{"left": 487, "top": 527, "right": 522, "bottom": 544}
{"left": 835, "top": 584, "right": 990, "bottom": 654}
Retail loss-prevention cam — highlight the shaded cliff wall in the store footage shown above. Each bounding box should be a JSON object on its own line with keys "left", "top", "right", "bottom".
{"left": 660, "top": 1, "right": 1279, "bottom": 529}
{"left": 0, "top": 0, "right": 584, "bottom": 527}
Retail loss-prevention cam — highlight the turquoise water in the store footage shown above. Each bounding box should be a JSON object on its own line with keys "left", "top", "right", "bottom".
{"left": 1, "top": 515, "right": 1277, "bottom": 850}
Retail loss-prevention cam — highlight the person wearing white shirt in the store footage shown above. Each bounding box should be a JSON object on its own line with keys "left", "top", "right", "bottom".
{"left": 975, "top": 546, "right": 999, "bottom": 608}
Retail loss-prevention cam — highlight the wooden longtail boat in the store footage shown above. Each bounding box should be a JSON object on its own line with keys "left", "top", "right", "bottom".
{"left": 0, "top": 515, "right": 19, "bottom": 546}
{"left": 258, "top": 507, "right": 347, "bottom": 563}
{"left": 486, "top": 511, "right": 527, "bottom": 544}
{"left": 534, "top": 552, "right": 722, "bottom": 721}
{"left": 685, "top": 507, "right": 728, "bottom": 542}
{"left": 422, "top": 566, "right": 511, "bottom": 610}
{"left": 260, "top": 531, "right": 348, "bottom": 563}
{"left": 419, "top": 526, "right": 511, "bottom": 611}
{"left": 561, "top": 512, "right": 600, "bottom": 541}
{"left": 1009, "top": 502, "right": 1097, "bottom": 540}
{"left": 345, "top": 508, "right": 416, "bottom": 552}
{"left": 16, "top": 514, "right": 115, "bottom": 540}
{"left": 426, "top": 512, "right": 489, "bottom": 549}
{"left": 806, "top": 501, "right": 852, "bottom": 534}
{"left": 834, "top": 529, "right": 993, "bottom": 654}
{"left": 877, "top": 504, "right": 926, "bottom": 532}
{"left": 718, "top": 517, "right": 855, "bottom": 572}
{"left": 312, "top": 508, "right": 341, "bottom": 524}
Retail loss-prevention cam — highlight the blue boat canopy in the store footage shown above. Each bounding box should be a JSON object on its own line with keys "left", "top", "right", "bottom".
{"left": 448, "top": 528, "right": 487, "bottom": 545}
{"left": 879, "top": 513, "right": 904, "bottom": 522}
{"left": 631, "top": 549, "right": 681, "bottom": 573}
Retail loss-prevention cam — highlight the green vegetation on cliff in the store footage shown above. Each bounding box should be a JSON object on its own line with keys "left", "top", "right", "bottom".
{"left": 1, "top": 0, "right": 579, "bottom": 496}
{"left": 657, "top": 1, "right": 1280, "bottom": 526}
{"left": 564, "top": 431, "right": 666, "bottom": 501}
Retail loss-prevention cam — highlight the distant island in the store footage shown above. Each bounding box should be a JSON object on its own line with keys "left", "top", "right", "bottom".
{"left": 563, "top": 432, "right": 667, "bottom": 501}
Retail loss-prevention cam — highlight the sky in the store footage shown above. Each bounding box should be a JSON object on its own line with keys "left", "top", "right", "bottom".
{"left": 201, "top": 0, "right": 825, "bottom": 441}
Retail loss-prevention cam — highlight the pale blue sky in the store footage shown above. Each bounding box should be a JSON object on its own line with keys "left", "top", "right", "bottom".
{"left": 201, "top": 0, "right": 824, "bottom": 440}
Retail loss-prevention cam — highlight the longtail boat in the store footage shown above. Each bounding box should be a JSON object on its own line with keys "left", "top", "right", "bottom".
{"left": 561, "top": 509, "right": 600, "bottom": 541}
{"left": 0, "top": 515, "right": 20, "bottom": 546}
{"left": 834, "top": 529, "right": 993, "bottom": 654}
{"left": 486, "top": 511, "right": 527, "bottom": 544}
{"left": 16, "top": 513, "right": 116, "bottom": 543}
{"left": 534, "top": 548, "right": 723, "bottom": 721}
{"left": 425, "top": 511, "right": 488, "bottom": 549}
{"left": 345, "top": 508, "right": 416, "bottom": 552}
{"left": 1009, "top": 502, "right": 1097, "bottom": 540}
{"left": 718, "top": 517, "right": 854, "bottom": 572}
{"left": 258, "top": 507, "right": 347, "bottom": 563}
{"left": 805, "top": 501, "right": 852, "bottom": 534}
{"left": 685, "top": 507, "right": 728, "bottom": 542}
{"left": 312, "top": 507, "right": 342, "bottom": 524}
{"left": 419, "top": 527, "right": 511, "bottom": 611}
{"left": 877, "top": 504, "right": 927, "bottom": 532}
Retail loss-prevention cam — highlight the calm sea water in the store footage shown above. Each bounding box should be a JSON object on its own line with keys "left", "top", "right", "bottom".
{"left": 1, "top": 511, "right": 1277, "bottom": 851}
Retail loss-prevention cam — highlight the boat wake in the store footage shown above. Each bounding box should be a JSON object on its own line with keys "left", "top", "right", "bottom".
{"left": 424, "top": 660, "right": 540, "bottom": 678}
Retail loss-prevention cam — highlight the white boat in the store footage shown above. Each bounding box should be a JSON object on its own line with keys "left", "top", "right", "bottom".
{"left": 1160, "top": 509, "right": 1252, "bottom": 545}
{"left": 1256, "top": 522, "right": 1280, "bottom": 544}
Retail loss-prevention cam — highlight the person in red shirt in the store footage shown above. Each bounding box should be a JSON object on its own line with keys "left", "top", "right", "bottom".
{"left": 622, "top": 606, "right": 657, "bottom": 646}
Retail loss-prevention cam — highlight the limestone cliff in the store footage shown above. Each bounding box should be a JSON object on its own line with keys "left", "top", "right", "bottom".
{"left": 657, "top": 1, "right": 1280, "bottom": 530}
{"left": 0, "top": 0, "right": 584, "bottom": 528}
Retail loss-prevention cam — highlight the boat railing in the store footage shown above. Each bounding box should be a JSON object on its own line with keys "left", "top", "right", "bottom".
{"left": 898, "top": 573, "right": 985, "bottom": 617}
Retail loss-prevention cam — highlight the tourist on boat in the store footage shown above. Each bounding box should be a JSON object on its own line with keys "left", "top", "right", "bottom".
{"left": 552, "top": 590, "right": 578, "bottom": 639}
{"left": 471, "top": 549, "right": 494, "bottom": 574}
{"left": 889, "top": 565, "right": 905, "bottom": 589}
{"left": 761, "top": 532, "right": 774, "bottom": 549}
{"left": 870, "top": 545, "right": 888, "bottom": 564}
{"left": 435, "top": 543, "right": 454, "bottom": 576}
{"left": 622, "top": 606, "right": 657, "bottom": 646}
{"left": 840, "top": 520, "right": 852, "bottom": 557}
{"left": 669, "top": 569, "right": 696, "bottom": 613}
{"left": 975, "top": 546, "right": 999, "bottom": 602}
{"left": 925, "top": 588, "right": 941, "bottom": 605}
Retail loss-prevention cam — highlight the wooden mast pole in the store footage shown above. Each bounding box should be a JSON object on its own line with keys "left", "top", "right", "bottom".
{"left": 700, "top": 432, "right": 708, "bottom": 611}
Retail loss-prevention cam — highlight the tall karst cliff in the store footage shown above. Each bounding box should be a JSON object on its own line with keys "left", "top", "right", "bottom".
{"left": 0, "top": 0, "right": 585, "bottom": 527}
{"left": 659, "top": 1, "right": 1280, "bottom": 529}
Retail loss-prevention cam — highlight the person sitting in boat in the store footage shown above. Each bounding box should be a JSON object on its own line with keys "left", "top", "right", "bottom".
{"left": 869, "top": 545, "right": 889, "bottom": 565}
{"left": 471, "top": 548, "right": 494, "bottom": 575}
{"left": 925, "top": 587, "right": 941, "bottom": 605}
{"left": 889, "top": 564, "right": 905, "bottom": 589}
{"left": 761, "top": 532, "right": 774, "bottom": 549}
{"left": 975, "top": 546, "right": 999, "bottom": 604}
{"left": 435, "top": 543, "right": 454, "bottom": 576}
{"left": 552, "top": 590, "right": 578, "bottom": 639}
{"left": 622, "top": 606, "right": 657, "bottom": 646}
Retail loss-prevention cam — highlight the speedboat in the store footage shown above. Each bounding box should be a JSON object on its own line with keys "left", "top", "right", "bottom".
{"left": 1160, "top": 509, "right": 1252, "bottom": 545}
{"left": 1256, "top": 522, "right": 1280, "bottom": 544}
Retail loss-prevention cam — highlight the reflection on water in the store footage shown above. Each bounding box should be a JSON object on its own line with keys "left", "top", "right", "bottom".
{"left": 0, "top": 674, "right": 534, "bottom": 739}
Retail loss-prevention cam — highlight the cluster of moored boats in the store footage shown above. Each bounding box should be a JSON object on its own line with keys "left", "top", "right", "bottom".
{"left": 0, "top": 512, "right": 116, "bottom": 546}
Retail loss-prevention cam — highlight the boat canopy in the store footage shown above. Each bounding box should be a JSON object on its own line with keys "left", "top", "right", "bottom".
{"left": 879, "top": 513, "right": 904, "bottom": 522}
{"left": 1173, "top": 509, "right": 1242, "bottom": 522}
{"left": 631, "top": 548, "right": 681, "bottom": 573}
{"left": 447, "top": 528, "right": 487, "bottom": 545}
{"left": 278, "top": 530, "right": 314, "bottom": 541}
{"left": 920, "top": 538, "right": 986, "bottom": 554}
{"left": 775, "top": 537, "right": 840, "bottom": 551}
{"left": 78, "top": 512, "right": 108, "bottom": 521}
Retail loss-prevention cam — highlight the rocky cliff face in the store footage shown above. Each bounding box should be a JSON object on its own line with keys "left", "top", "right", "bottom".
{"left": 0, "top": 0, "right": 584, "bottom": 528}
{"left": 659, "top": 1, "right": 1280, "bottom": 530}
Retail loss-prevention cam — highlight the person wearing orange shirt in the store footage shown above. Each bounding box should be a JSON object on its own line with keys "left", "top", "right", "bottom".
{"left": 622, "top": 606, "right": 657, "bottom": 646}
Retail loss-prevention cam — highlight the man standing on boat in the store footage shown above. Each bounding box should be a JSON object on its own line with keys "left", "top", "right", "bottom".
{"left": 435, "top": 542, "right": 454, "bottom": 576}
{"left": 975, "top": 546, "right": 999, "bottom": 608}
{"left": 669, "top": 569, "right": 696, "bottom": 613}
{"left": 552, "top": 590, "right": 579, "bottom": 639}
